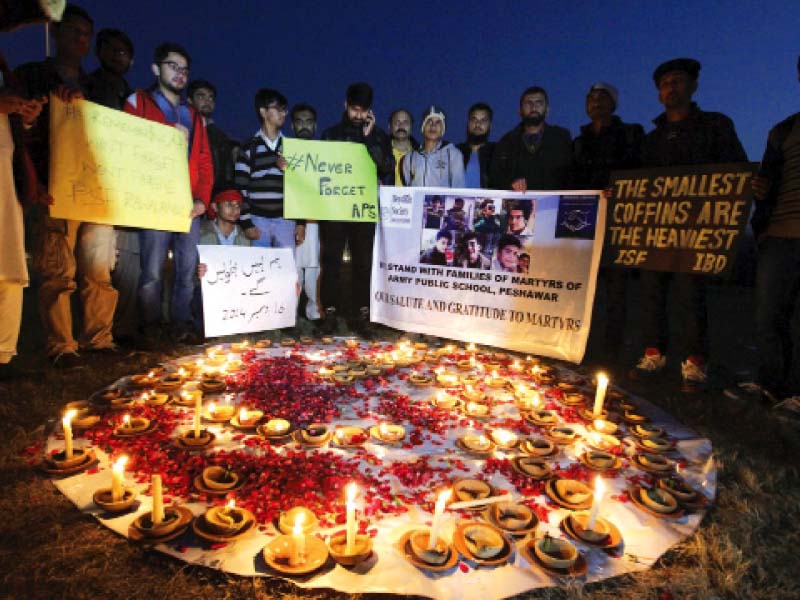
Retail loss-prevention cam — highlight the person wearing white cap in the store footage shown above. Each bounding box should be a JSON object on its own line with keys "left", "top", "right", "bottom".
{"left": 401, "top": 105, "right": 464, "bottom": 188}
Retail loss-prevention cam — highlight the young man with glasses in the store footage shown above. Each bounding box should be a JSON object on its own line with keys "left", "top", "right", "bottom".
{"left": 235, "top": 88, "right": 305, "bottom": 250}
{"left": 124, "top": 42, "right": 213, "bottom": 345}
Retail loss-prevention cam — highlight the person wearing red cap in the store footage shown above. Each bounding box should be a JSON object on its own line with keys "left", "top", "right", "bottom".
{"left": 198, "top": 189, "right": 251, "bottom": 248}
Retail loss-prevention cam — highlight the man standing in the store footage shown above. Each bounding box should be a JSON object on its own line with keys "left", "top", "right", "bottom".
{"left": 733, "top": 57, "right": 800, "bottom": 413}
{"left": 0, "top": 0, "right": 60, "bottom": 378}
{"left": 188, "top": 79, "right": 235, "bottom": 192}
{"left": 457, "top": 102, "right": 495, "bottom": 189}
{"left": 631, "top": 58, "right": 747, "bottom": 391}
{"left": 16, "top": 4, "right": 119, "bottom": 366}
{"left": 290, "top": 102, "right": 321, "bottom": 322}
{"left": 402, "top": 105, "right": 464, "bottom": 187}
{"left": 388, "top": 108, "right": 418, "bottom": 186}
{"left": 124, "top": 42, "right": 213, "bottom": 344}
{"left": 235, "top": 88, "right": 303, "bottom": 249}
{"left": 573, "top": 82, "right": 644, "bottom": 356}
{"left": 85, "top": 28, "right": 139, "bottom": 346}
{"left": 319, "top": 82, "right": 393, "bottom": 335}
{"left": 490, "top": 86, "right": 572, "bottom": 192}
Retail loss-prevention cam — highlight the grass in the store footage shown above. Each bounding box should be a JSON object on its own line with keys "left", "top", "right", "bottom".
{"left": 1, "top": 282, "right": 799, "bottom": 600}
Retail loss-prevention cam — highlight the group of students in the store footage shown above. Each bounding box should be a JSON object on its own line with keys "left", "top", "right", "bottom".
{"left": 0, "top": 3, "right": 798, "bottom": 416}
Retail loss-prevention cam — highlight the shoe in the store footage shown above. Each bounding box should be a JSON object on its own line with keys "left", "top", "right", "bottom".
{"left": 773, "top": 396, "right": 800, "bottom": 418}
{"left": 318, "top": 307, "right": 339, "bottom": 336}
{"left": 723, "top": 381, "right": 778, "bottom": 405}
{"left": 84, "top": 344, "right": 120, "bottom": 355}
{"left": 0, "top": 361, "right": 34, "bottom": 381}
{"left": 681, "top": 355, "right": 707, "bottom": 393}
{"left": 629, "top": 347, "right": 666, "bottom": 380}
{"left": 51, "top": 351, "right": 84, "bottom": 369}
{"left": 349, "top": 307, "right": 373, "bottom": 340}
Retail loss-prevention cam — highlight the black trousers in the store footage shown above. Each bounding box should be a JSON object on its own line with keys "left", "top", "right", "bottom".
{"left": 319, "top": 221, "right": 375, "bottom": 316}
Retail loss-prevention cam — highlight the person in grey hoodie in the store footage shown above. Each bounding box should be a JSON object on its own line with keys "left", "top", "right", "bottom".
{"left": 402, "top": 105, "right": 465, "bottom": 188}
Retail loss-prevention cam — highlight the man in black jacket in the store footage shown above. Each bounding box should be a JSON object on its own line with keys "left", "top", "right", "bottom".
{"left": 457, "top": 102, "right": 495, "bottom": 189}
{"left": 489, "top": 86, "right": 572, "bottom": 192}
{"left": 573, "top": 82, "right": 644, "bottom": 357}
{"left": 319, "top": 82, "right": 393, "bottom": 335}
{"left": 630, "top": 58, "right": 748, "bottom": 392}
{"left": 188, "top": 79, "right": 235, "bottom": 192}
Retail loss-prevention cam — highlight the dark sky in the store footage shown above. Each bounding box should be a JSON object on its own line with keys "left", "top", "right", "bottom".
{"left": 4, "top": 1, "right": 798, "bottom": 161}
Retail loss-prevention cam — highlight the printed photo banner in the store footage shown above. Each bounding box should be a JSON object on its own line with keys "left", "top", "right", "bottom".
{"left": 283, "top": 138, "right": 378, "bottom": 222}
{"left": 604, "top": 162, "right": 757, "bottom": 275}
{"left": 372, "top": 187, "right": 605, "bottom": 363}
{"left": 49, "top": 96, "right": 192, "bottom": 232}
{"left": 198, "top": 245, "right": 298, "bottom": 338}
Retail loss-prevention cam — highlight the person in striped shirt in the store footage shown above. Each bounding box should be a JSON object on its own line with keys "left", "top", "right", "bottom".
{"left": 235, "top": 88, "right": 305, "bottom": 249}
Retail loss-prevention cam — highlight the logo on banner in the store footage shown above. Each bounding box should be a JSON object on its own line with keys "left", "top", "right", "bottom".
{"left": 555, "top": 196, "right": 597, "bottom": 239}
{"left": 380, "top": 193, "right": 414, "bottom": 228}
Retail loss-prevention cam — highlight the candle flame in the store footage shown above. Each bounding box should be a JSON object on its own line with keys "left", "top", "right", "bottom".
{"left": 346, "top": 482, "right": 358, "bottom": 503}
{"left": 178, "top": 367, "right": 186, "bottom": 377}
{"left": 148, "top": 370, "right": 155, "bottom": 378}
{"left": 594, "top": 476, "right": 605, "bottom": 499}
{"left": 63, "top": 409, "right": 77, "bottom": 423}
{"left": 437, "top": 488, "right": 452, "bottom": 505}
{"left": 113, "top": 455, "right": 128, "bottom": 472}
{"left": 208, "top": 402, "right": 216, "bottom": 415}
{"left": 239, "top": 408, "right": 248, "bottom": 422}
{"left": 597, "top": 372, "right": 609, "bottom": 385}
{"left": 226, "top": 498, "right": 236, "bottom": 509}
{"left": 293, "top": 512, "right": 305, "bottom": 534}
{"left": 122, "top": 414, "right": 131, "bottom": 425}
{"left": 379, "top": 422, "right": 388, "bottom": 436}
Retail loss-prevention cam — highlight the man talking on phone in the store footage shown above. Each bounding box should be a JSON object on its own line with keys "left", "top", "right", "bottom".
{"left": 319, "top": 82, "right": 393, "bottom": 337}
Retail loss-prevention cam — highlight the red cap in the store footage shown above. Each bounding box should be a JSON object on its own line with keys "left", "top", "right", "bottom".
{"left": 213, "top": 189, "right": 243, "bottom": 204}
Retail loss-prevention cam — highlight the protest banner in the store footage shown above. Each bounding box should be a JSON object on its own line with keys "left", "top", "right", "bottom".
{"left": 604, "top": 162, "right": 757, "bottom": 275}
{"left": 198, "top": 245, "right": 298, "bottom": 337}
{"left": 372, "top": 187, "right": 605, "bottom": 363}
{"left": 282, "top": 138, "right": 378, "bottom": 221}
{"left": 49, "top": 96, "right": 192, "bottom": 232}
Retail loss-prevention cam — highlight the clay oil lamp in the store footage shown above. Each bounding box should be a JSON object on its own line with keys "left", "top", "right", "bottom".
{"left": 371, "top": 421, "right": 406, "bottom": 443}
{"left": 589, "top": 418, "right": 618, "bottom": 436}
{"left": 463, "top": 400, "right": 491, "bottom": 419}
{"left": 174, "top": 389, "right": 202, "bottom": 407}
{"left": 143, "top": 391, "right": 170, "bottom": 407}
{"left": 66, "top": 401, "right": 100, "bottom": 430}
{"left": 456, "top": 355, "right": 477, "bottom": 371}
{"left": 485, "top": 370, "right": 507, "bottom": 389}
{"left": 459, "top": 432, "right": 495, "bottom": 454}
{"left": 114, "top": 413, "right": 151, "bottom": 436}
{"left": 513, "top": 456, "right": 552, "bottom": 479}
{"left": 317, "top": 365, "right": 334, "bottom": 380}
{"left": 130, "top": 370, "right": 160, "bottom": 388}
{"left": 459, "top": 373, "right": 481, "bottom": 387}
{"left": 489, "top": 428, "right": 518, "bottom": 450}
{"left": 533, "top": 533, "right": 579, "bottom": 570}
{"left": 582, "top": 448, "right": 619, "bottom": 471}
{"left": 489, "top": 501, "right": 537, "bottom": 536}
{"left": 203, "top": 400, "right": 234, "bottom": 422}
{"left": 584, "top": 430, "right": 620, "bottom": 452}
{"left": 200, "top": 498, "right": 254, "bottom": 537}
{"left": 639, "top": 486, "right": 679, "bottom": 514}
{"left": 519, "top": 437, "right": 556, "bottom": 457}
{"left": 434, "top": 367, "right": 458, "bottom": 387}
{"left": 632, "top": 422, "right": 665, "bottom": 439}
{"left": 130, "top": 474, "right": 188, "bottom": 540}
{"left": 156, "top": 371, "right": 184, "bottom": 392}
{"left": 263, "top": 418, "right": 291, "bottom": 436}
{"left": 635, "top": 452, "right": 674, "bottom": 474}
{"left": 462, "top": 384, "right": 486, "bottom": 404}
{"left": 232, "top": 407, "right": 263, "bottom": 428}
{"left": 408, "top": 489, "right": 452, "bottom": 566}
{"left": 408, "top": 369, "right": 434, "bottom": 387}
{"left": 431, "top": 391, "right": 459, "bottom": 409}
{"left": 201, "top": 465, "right": 241, "bottom": 492}
{"left": 295, "top": 424, "right": 331, "bottom": 446}
{"left": 638, "top": 435, "right": 672, "bottom": 453}
{"left": 93, "top": 455, "right": 137, "bottom": 512}
{"left": 328, "top": 483, "right": 372, "bottom": 566}
{"left": 525, "top": 408, "right": 558, "bottom": 426}
{"left": 229, "top": 340, "right": 250, "bottom": 353}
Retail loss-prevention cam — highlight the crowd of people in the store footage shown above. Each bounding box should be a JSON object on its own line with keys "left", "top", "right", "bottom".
{"left": 0, "top": 3, "right": 797, "bottom": 415}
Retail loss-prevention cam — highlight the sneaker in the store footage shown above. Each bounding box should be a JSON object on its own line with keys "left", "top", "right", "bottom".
{"left": 681, "top": 355, "right": 707, "bottom": 393}
{"left": 51, "top": 351, "right": 84, "bottom": 369}
{"left": 723, "top": 381, "right": 778, "bottom": 405}
{"left": 773, "top": 396, "right": 800, "bottom": 418}
{"left": 318, "top": 307, "right": 339, "bottom": 336}
{"left": 629, "top": 347, "right": 666, "bottom": 380}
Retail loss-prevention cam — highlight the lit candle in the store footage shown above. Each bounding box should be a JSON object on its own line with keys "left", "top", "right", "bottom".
{"left": 111, "top": 456, "right": 128, "bottom": 502}
{"left": 193, "top": 392, "right": 202, "bottom": 437}
{"left": 151, "top": 474, "right": 165, "bottom": 525}
{"left": 239, "top": 407, "right": 248, "bottom": 423}
{"left": 428, "top": 489, "right": 452, "bottom": 550}
{"left": 122, "top": 413, "right": 131, "bottom": 427}
{"left": 467, "top": 342, "right": 476, "bottom": 353}
{"left": 208, "top": 401, "right": 217, "bottom": 416}
{"left": 587, "top": 476, "right": 605, "bottom": 531}
{"left": 62, "top": 409, "right": 77, "bottom": 459}
{"left": 290, "top": 512, "right": 306, "bottom": 566}
{"left": 593, "top": 373, "right": 609, "bottom": 417}
{"left": 345, "top": 482, "right": 358, "bottom": 555}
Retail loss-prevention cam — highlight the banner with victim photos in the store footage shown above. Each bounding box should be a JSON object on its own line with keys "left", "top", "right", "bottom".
{"left": 371, "top": 187, "right": 606, "bottom": 363}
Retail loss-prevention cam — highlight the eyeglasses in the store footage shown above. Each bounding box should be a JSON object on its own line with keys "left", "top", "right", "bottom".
{"left": 486, "top": 206, "right": 495, "bottom": 211}
{"left": 160, "top": 61, "right": 189, "bottom": 75}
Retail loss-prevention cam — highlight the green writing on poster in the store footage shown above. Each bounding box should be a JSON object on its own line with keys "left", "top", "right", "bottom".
{"left": 283, "top": 138, "right": 377, "bottom": 222}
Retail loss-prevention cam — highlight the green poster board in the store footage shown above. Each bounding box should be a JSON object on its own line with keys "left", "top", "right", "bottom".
{"left": 283, "top": 138, "right": 378, "bottom": 222}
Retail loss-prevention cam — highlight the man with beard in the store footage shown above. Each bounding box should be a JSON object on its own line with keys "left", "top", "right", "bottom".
{"left": 388, "top": 108, "right": 418, "bottom": 186}
{"left": 290, "top": 102, "right": 321, "bottom": 322}
{"left": 490, "top": 86, "right": 572, "bottom": 192}
{"left": 85, "top": 28, "right": 139, "bottom": 346}
{"left": 573, "top": 82, "right": 644, "bottom": 358}
{"left": 630, "top": 58, "right": 747, "bottom": 392}
{"left": 188, "top": 79, "right": 235, "bottom": 191}
{"left": 16, "top": 4, "right": 121, "bottom": 366}
{"left": 124, "top": 42, "right": 213, "bottom": 345}
{"left": 457, "top": 102, "right": 495, "bottom": 189}
{"left": 319, "top": 82, "right": 393, "bottom": 336}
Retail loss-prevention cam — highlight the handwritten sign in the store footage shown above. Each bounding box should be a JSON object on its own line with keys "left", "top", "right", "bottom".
{"left": 282, "top": 138, "right": 378, "bottom": 222}
{"left": 198, "top": 245, "right": 298, "bottom": 337}
{"left": 49, "top": 96, "right": 192, "bottom": 232}
{"left": 604, "top": 162, "right": 757, "bottom": 276}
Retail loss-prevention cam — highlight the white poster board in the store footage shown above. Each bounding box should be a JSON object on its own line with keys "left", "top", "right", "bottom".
{"left": 198, "top": 245, "right": 297, "bottom": 337}
{"left": 372, "top": 187, "right": 605, "bottom": 363}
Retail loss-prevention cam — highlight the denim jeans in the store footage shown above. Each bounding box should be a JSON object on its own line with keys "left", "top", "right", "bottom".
{"left": 249, "top": 216, "right": 296, "bottom": 248}
{"left": 138, "top": 217, "right": 201, "bottom": 326}
{"left": 755, "top": 236, "right": 800, "bottom": 396}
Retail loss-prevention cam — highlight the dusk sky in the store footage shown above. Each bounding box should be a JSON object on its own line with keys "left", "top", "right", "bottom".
{"left": 5, "top": 1, "right": 798, "bottom": 163}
